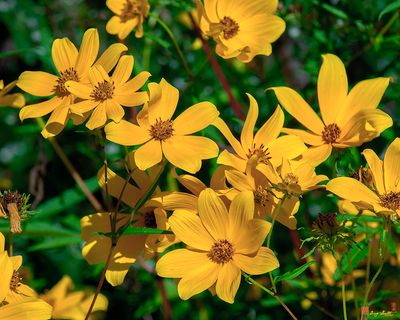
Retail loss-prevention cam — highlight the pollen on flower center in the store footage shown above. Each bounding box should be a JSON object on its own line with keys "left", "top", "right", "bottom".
{"left": 283, "top": 173, "right": 299, "bottom": 185}
{"left": 379, "top": 192, "right": 400, "bottom": 211}
{"left": 144, "top": 211, "right": 157, "bottom": 228}
{"left": 90, "top": 80, "right": 115, "bottom": 102}
{"left": 221, "top": 16, "right": 239, "bottom": 40}
{"left": 254, "top": 186, "right": 272, "bottom": 207}
{"left": 149, "top": 118, "right": 174, "bottom": 141}
{"left": 207, "top": 239, "right": 234, "bottom": 264}
{"left": 120, "top": 0, "right": 142, "bottom": 22}
{"left": 53, "top": 67, "right": 79, "bottom": 98}
{"left": 247, "top": 144, "right": 272, "bottom": 165}
{"left": 10, "top": 271, "right": 22, "bottom": 291}
{"left": 322, "top": 123, "right": 341, "bottom": 144}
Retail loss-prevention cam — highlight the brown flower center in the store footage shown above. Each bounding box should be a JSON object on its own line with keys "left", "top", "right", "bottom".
{"left": 149, "top": 118, "right": 174, "bottom": 141}
{"left": 321, "top": 123, "right": 341, "bottom": 144}
{"left": 207, "top": 239, "right": 234, "bottom": 264}
{"left": 247, "top": 144, "right": 272, "bottom": 165}
{"left": 10, "top": 271, "right": 22, "bottom": 291}
{"left": 313, "top": 213, "right": 338, "bottom": 236}
{"left": 379, "top": 192, "right": 400, "bottom": 211}
{"left": 283, "top": 173, "right": 299, "bottom": 185}
{"left": 144, "top": 211, "right": 157, "bottom": 228}
{"left": 53, "top": 68, "right": 79, "bottom": 98}
{"left": 120, "top": 0, "right": 142, "bottom": 22}
{"left": 90, "top": 80, "right": 115, "bottom": 102}
{"left": 221, "top": 16, "right": 239, "bottom": 40}
{"left": 254, "top": 186, "right": 272, "bottom": 207}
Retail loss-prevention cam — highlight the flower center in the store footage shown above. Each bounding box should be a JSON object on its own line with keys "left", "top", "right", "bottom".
{"left": 321, "top": 123, "right": 341, "bottom": 144}
{"left": 207, "top": 239, "right": 234, "bottom": 264}
{"left": 10, "top": 271, "right": 22, "bottom": 291}
{"left": 149, "top": 118, "right": 174, "bottom": 141}
{"left": 90, "top": 80, "right": 115, "bottom": 102}
{"left": 379, "top": 192, "right": 400, "bottom": 211}
{"left": 53, "top": 68, "right": 79, "bottom": 98}
{"left": 254, "top": 186, "right": 272, "bottom": 207}
{"left": 120, "top": 0, "right": 142, "bottom": 22}
{"left": 283, "top": 173, "right": 299, "bottom": 185}
{"left": 144, "top": 211, "right": 157, "bottom": 228}
{"left": 247, "top": 144, "right": 272, "bottom": 165}
{"left": 313, "top": 213, "right": 338, "bottom": 236}
{"left": 221, "top": 16, "right": 239, "bottom": 40}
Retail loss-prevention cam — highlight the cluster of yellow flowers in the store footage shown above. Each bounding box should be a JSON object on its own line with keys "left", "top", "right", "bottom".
{"left": 1, "top": 0, "right": 399, "bottom": 316}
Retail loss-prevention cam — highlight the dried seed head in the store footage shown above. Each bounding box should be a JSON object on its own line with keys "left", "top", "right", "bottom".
{"left": 313, "top": 213, "right": 338, "bottom": 236}
{"left": 379, "top": 192, "right": 400, "bottom": 212}
{"left": 0, "top": 191, "right": 24, "bottom": 211}
{"left": 144, "top": 211, "right": 157, "bottom": 228}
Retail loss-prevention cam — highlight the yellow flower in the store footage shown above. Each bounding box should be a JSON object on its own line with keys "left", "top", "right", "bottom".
{"left": 0, "top": 233, "right": 37, "bottom": 304}
{"left": 105, "top": 78, "right": 220, "bottom": 173}
{"left": 198, "top": 0, "right": 285, "bottom": 62}
{"left": 270, "top": 54, "right": 392, "bottom": 165}
{"left": 17, "top": 28, "right": 127, "bottom": 138}
{"left": 40, "top": 275, "right": 108, "bottom": 320}
{"left": 65, "top": 55, "right": 150, "bottom": 130}
{"left": 156, "top": 189, "right": 279, "bottom": 303}
{"left": 106, "top": 0, "right": 150, "bottom": 39}
{"left": 0, "top": 298, "right": 52, "bottom": 320}
{"left": 0, "top": 80, "right": 25, "bottom": 108}
{"left": 327, "top": 137, "right": 400, "bottom": 218}
{"left": 213, "top": 93, "right": 306, "bottom": 173}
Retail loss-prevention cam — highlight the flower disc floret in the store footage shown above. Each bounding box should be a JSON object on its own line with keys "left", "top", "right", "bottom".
{"left": 207, "top": 239, "right": 234, "bottom": 264}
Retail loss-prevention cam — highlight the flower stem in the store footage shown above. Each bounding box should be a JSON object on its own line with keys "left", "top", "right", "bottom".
{"left": 347, "top": 251, "right": 360, "bottom": 319}
{"left": 332, "top": 250, "right": 347, "bottom": 320}
{"left": 243, "top": 273, "right": 298, "bottom": 320}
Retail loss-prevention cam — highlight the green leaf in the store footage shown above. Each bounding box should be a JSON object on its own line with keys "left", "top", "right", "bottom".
{"left": 379, "top": 1, "right": 400, "bottom": 20}
{"left": 121, "top": 227, "right": 173, "bottom": 235}
{"left": 333, "top": 242, "right": 368, "bottom": 280}
{"left": 320, "top": 3, "right": 348, "bottom": 19}
{"left": 273, "top": 260, "right": 315, "bottom": 285}
{"left": 28, "top": 236, "right": 81, "bottom": 251}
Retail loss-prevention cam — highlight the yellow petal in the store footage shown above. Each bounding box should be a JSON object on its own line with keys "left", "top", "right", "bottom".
{"left": 148, "top": 79, "right": 179, "bottom": 123}
{"left": 337, "top": 77, "right": 390, "bottom": 126}
{"left": 105, "top": 269, "right": 129, "bottom": 287}
{"left": 82, "top": 237, "right": 111, "bottom": 265}
{"left": 234, "top": 219, "right": 271, "bottom": 254}
{"left": 106, "top": 16, "right": 124, "bottom": 36}
{"left": 117, "top": 71, "right": 151, "bottom": 93}
{"left": 169, "top": 210, "right": 214, "bottom": 250}
{"left": 106, "top": 0, "right": 124, "bottom": 15}
{"left": 17, "top": 71, "right": 57, "bottom": 97}
{"left": 112, "top": 55, "right": 134, "bottom": 86}
{"left": 217, "top": 150, "right": 246, "bottom": 172}
{"left": 240, "top": 94, "right": 258, "bottom": 153}
{"left": 253, "top": 105, "right": 284, "bottom": 147}
{"left": 227, "top": 191, "right": 254, "bottom": 238}
{"left": 114, "top": 91, "right": 148, "bottom": 107}
{"left": 225, "top": 169, "right": 255, "bottom": 191}
{"left": 118, "top": 19, "right": 138, "bottom": 40}
{"left": 268, "top": 135, "right": 307, "bottom": 165}
{"left": 95, "top": 43, "right": 128, "bottom": 73}
{"left": 212, "top": 117, "right": 247, "bottom": 159}
{"left": 317, "top": 54, "right": 348, "bottom": 125}
{"left": 106, "top": 99, "right": 124, "bottom": 123}
{"left": 178, "top": 262, "right": 219, "bottom": 300}
{"left": 65, "top": 81, "right": 92, "bottom": 99}
{"left": 162, "top": 135, "right": 218, "bottom": 174}
{"left": 215, "top": 263, "right": 241, "bottom": 304}
{"left": 0, "top": 252, "right": 13, "bottom": 301}
{"left": 0, "top": 232, "right": 4, "bottom": 251}
{"left": 270, "top": 87, "right": 324, "bottom": 134}
{"left": 173, "top": 102, "right": 219, "bottom": 135}
{"left": 75, "top": 28, "right": 99, "bottom": 77}
{"left": 233, "top": 247, "right": 279, "bottom": 275}
{"left": 198, "top": 188, "right": 228, "bottom": 240}
{"left": 383, "top": 138, "right": 400, "bottom": 192}
{"left": 156, "top": 249, "right": 210, "bottom": 278}
{"left": 148, "top": 193, "right": 198, "bottom": 212}
{"left": 134, "top": 139, "right": 163, "bottom": 170}
{"left": 86, "top": 102, "right": 106, "bottom": 130}
{"left": 105, "top": 120, "right": 151, "bottom": 145}
{"left": 51, "top": 37, "right": 78, "bottom": 73}
{"left": 300, "top": 144, "right": 332, "bottom": 166}
{"left": 88, "top": 65, "right": 110, "bottom": 85}
{"left": 362, "top": 149, "right": 385, "bottom": 194}
{"left": 175, "top": 172, "right": 206, "bottom": 196}
{"left": 282, "top": 128, "right": 323, "bottom": 146}
{"left": 69, "top": 99, "right": 97, "bottom": 115}
{"left": 19, "top": 97, "right": 64, "bottom": 121}
{"left": 0, "top": 93, "right": 25, "bottom": 108}
{"left": 0, "top": 298, "right": 53, "bottom": 320}
{"left": 326, "top": 177, "right": 380, "bottom": 207}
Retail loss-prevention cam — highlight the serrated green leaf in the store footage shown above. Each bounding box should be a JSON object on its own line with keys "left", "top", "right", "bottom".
{"left": 273, "top": 260, "right": 315, "bottom": 285}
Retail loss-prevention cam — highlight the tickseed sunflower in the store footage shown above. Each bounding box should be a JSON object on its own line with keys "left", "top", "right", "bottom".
{"left": 106, "top": 0, "right": 150, "bottom": 39}
{"left": 0, "top": 299, "right": 53, "bottom": 320}
{"left": 40, "top": 275, "right": 108, "bottom": 320}
{"left": 105, "top": 78, "right": 220, "bottom": 173}
{"left": 65, "top": 55, "right": 150, "bottom": 130}
{"left": 156, "top": 189, "right": 279, "bottom": 303}
{"left": 17, "top": 28, "right": 128, "bottom": 138}
{"left": 198, "top": 0, "right": 285, "bottom": 62}
{"left": 327, "top": 137, "right": 400, "bottom": 219}
{"left": 270, "top": 54, "right": 392, "bottom": 165}
{"left": 213, "top": 93, "right": 306, "bottom": 173}
{"left": 0, "top": 80, "right": 25, "bottom": 108}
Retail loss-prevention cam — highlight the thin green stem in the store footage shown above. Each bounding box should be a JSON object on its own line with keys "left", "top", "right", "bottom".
{"left": 347, "top": 251, "right": 360, "bottom": 319}
{"left": 332, "top": 251, "right": 348, "bottom": 320}
{"left": 243, "top": 273, "right": 298, "bottom": 320}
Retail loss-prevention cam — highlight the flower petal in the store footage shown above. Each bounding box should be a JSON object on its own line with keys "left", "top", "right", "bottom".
{"left": 0, "top": 298, "right": 53, "bottom": 320}
{"left": 268, "top": 135, "right": 307, "bottom": 165}
{"left": 169, "top": 210, "right": 214, "bottom": 250}
{"left": 233, "top": 247, "right": 279, "bottom": 275}
{"left": 212, "top": 117, "right": 247, "bottom": 159}
{"left": 51, "top": 38, "right": 78, "bottom": 73}
{"left": 114, "top": 91, "right": 148, "bottom": 107}
{"left": 270, "top": 87, "right": 324, "bottom": 134}
{"left": 112, "top": 55, "right": 134, "bottom": 86}
{"left": 383, "top": 138, "right": 400, "bottom": 192}
{"left": 234, "top": 219, "right": 271, "bottom": 254}
{"left": 318, "top": 54, "right": 348, "bottom": 125}
{"left": 240, "top": 94, "right": 258, "bottom": 153}
{"left": 362, "top": 149, "right": 385, "bottom": 194}
{"left": 105, "top": 120, "right": 151, "bottom": 145}
{"left": 135, "top": 139, "right": 163, "bottom": 170}
{"left": 225, "top": 169, "right": 255, "bottom": 191}
{"left": 162, "top": 135, "right": 218, "bottom": 174}
{"left": 86, "top": 102, "right": 106, "bottom": 130}
{"left": 106, "top": 99, "right": 124, "bottom": 123}
{"left": 0, "top": 252, "right": 13, "bottom": 301}
{"left": 95, "top": 43, "right": 128, "bottom": 73}
{"left": 19, "top": 97, "right": 64, "bottom": 121}
{"left": 148, "top": 79, "right": 179, "bottom": 123}
{"left": 300, "top": 144, "right": 332, "bottom": 166}
{"left": 215, "top": 263, "right": 241, "bottom": 304}
{"left": 228, "top": 191, "right": 254, "bottom": 238}
{"left": 217, "top": 150, "right": 246, "bottom": 172}
{"left": 118, "top": 71, "right": 151, "bottom": 93}
{"left": 282, "top": 128, "right": 323, "bottom": 146}
{"left": 75, "top": 28, "right": 99, "bottom": 77}
{"left": 156, "top": 249, "right": 210, "bottom": 278}
{"left": 65, "top": 81, "right": 92, "bottom": 99}
{"left": 17, "top": 71, "right": 58, "bottom": 96}
{"left": 173, "top": 102, "right": 219, "bottom": 135}
{"left": 106, "top": 0, "right": 124, "bottom": 15}
{"left": 253, "top": 105, "right": 284, "bottom": 147}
